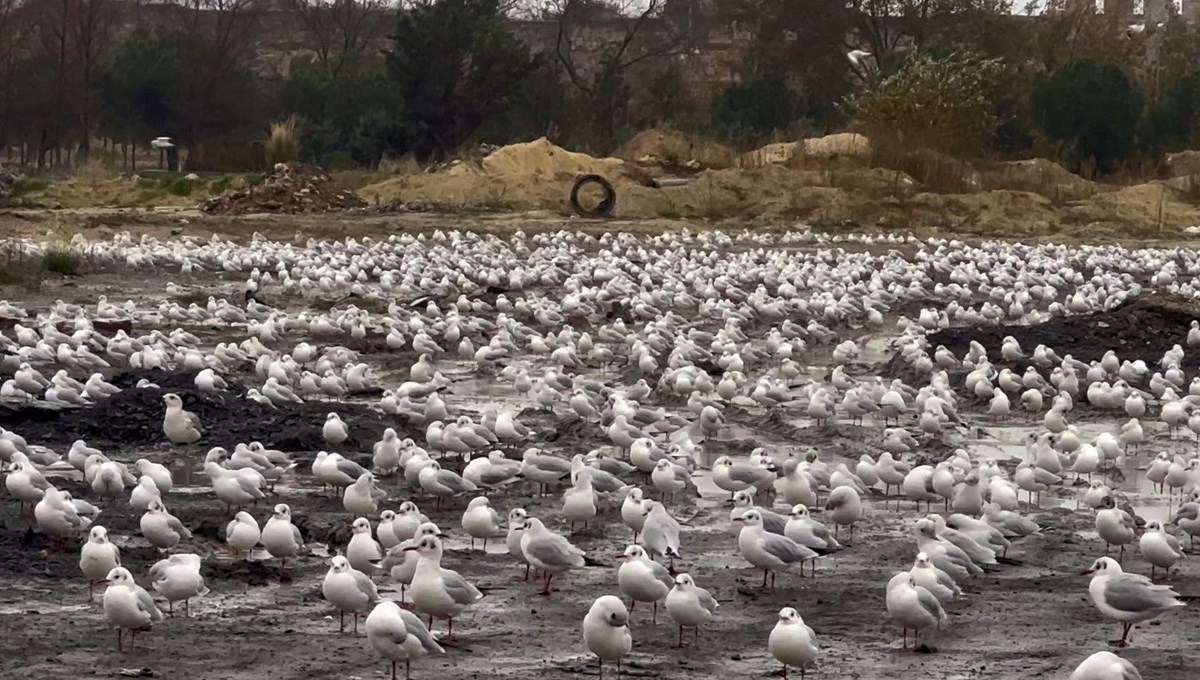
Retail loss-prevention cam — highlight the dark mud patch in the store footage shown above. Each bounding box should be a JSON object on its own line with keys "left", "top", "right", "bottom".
{"left": 926, "top": 293, "right": 1200, "bottom": 366}
{"left": 0, "top": 369, "right": 421, "bottom": 451}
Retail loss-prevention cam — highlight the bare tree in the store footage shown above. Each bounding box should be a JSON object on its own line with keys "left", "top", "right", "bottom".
{"left": 72, "top": 0, "right": 113, "bottom": 159}
{"left": 551, "top": 0, "right": 682, "bottom": 147}
{"left": 280, "top": 0, "right": 389, "bottom": 75}
{"left": 847, "top": 0, "right": 1013, "bottom": 61}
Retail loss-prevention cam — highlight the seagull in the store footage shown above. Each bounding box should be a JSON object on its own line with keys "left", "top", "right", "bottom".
{"left": 461, "top": 496, "right": 502, "bottom": 550}
{"left": 1068, "top": 651, "right": 1142, "bottom": 680}
{"left": 103, "top": 567, "right": 163, "bottom": 651}
{"left": 79, "top": 526, "right": 121, "bottom": 600}
{"left": 583, "top": 595, "right": 632, "bottom": 680}
{"left": 405, "top": 534, "right": 483, "bottom": 639}
{"left": 735, "top": 510, "right": 818, "bottom": 588}
{"left": 886, "top": 571, "right": 946, "bottom": 649}
{"left": 261, "top": 503, "right": 305, "bottom": 571}
{"left": 150, "top": 553, "right": 208, "bottom": 617}
{"left": 665, "top": 572, "right": 718, "bottom": 648}
{"left": 1083, "top": 556, "right": 1184, "bottom": 646}
{"left": 162, "top": 393, "right": 201, "bottom": 445}
{"left": 225, "top": 511, "right": 261, "bottom": 559}
{"left": 520, "top": 517, "right": 591, "bottom": 596}
{"left": 366, "top": 600, "right": 444, "bottom": 680}
{"left": 768, "top": 607, "right": 818, "bottom": 680}
{"left": 139, "top": 500, "right": 191, "bottom": 551}
{"left": 322, "top": 555, "right": 380, "bottom": 633}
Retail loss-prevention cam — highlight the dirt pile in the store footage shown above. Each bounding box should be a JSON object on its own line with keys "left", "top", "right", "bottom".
{"left": 202, "top": 162, "right": 365, "bottom": 215}
{"left": 0, "top": 166, "right": 18, "bottom": 206}
{"left": 979, "top": 158, "right": 1098, "bottom": 201}
{"left": 737, "top": 133, "right": 871, "bottom": 169}
{"left": 616, "top": 129, "right": 737, "bottom": 170}
{"left": 925, "top": 294, "right": 1200, "bottom": 367}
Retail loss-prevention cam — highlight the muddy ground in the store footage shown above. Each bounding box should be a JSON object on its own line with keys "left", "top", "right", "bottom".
{"left": 0, "top": 231, "right": 1197, "bottom": 680}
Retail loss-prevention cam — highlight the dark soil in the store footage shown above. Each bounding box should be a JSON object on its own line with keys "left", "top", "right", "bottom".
{"left": 0, "top": 369, "right": 421, "bottom": 453}
{"left": 926, "top": 294, "right": 1200, "bottom": 367}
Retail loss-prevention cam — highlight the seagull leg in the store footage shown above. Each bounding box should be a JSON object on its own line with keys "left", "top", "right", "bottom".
{"left": 782, "top": 665, "right": 788, "bottom": 680}
{"left": 339, "top": 610, "right": 345, "bottom": 633}
{"left": 406, "top": 659, "right": 411, "bottom": 680}
{"left": 390, "top": 660, "right": 396, "bottom": 680}
{"left": 184, "top": 599, "right": 190, "bottom": 618}
{"left": 353, "top": 612, "right": 359, "bottom": 634}
{"left": 762, "top": 569, "right": 769, "bottom": 588}
{"left": 652, "top": 600, "right": 658, "bottom": 624}
{"left": 115, "top": 628, "right": 122, "bottom": 652}
{"left": 522, "top": 564, "right": 530, "bottom": 582}
{"left": 902, "top": 628, "right": 907, "bottom": 649}
{"left": 677, "top": 624, "right": 684, "bottom": 648}
{"left": 694, "top": 626, "right": 699, "bottom": 646}
{"left": 168, "top": 600, "right": 174, "bottom": 617}
{"left": 447, "top": 617, "right": 454, "bottom": 640}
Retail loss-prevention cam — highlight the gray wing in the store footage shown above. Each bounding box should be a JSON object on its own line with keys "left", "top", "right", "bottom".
{"left": 291, "top": 523, "right": 305, "bottom": 548}
{"left": 30, "top": 475, "right": 50, "bottom": 491}
{"left": 440, "top": 568, "right": 482, "bottom": 605}
{"left": 237, "top": 475, "right": 266, "bottom": 498}
{"left": 1105, "top": 575, "right": 1183, "bottom": 614}
{"left": 534, "top": 455, "right": 573, "bottom": 474}
{"left": 398, "top": 608, "right": 445, "bottom": 654}
{"left": 167, "top": 514, "right": 191, "bottom": 539}
{"left": 479, "top": 468, "right": 517, "bottom": 486}
{"left": 136, "top": 586, "right": 164, "bottom": 621}
{"left": 729, "top": 466, "right": 770, "bottom": 484}
{"left": 436, "top": 470, "right": 477, "bottom": 493}
{"left": 225, "top": 519, "right": 238, "bottom": 542}
{"left": 184, "top": 410, "right": 202, "bottom": 431}
{"left": 1173, "top": 504, "right": 1199, "bottom": 522}
{"left": 1164, "top": 533, "right": 1183, "bottom": 554}
{"left": 1120, "top": 510, "right": 1136, "bottom": 532}
{"left": 526, "top": 535, "right": 584, "bottom": 568}
{"left": 696, "top": 586, "right": 718, "bottom": 614}
{"left": 1119, "top": 657, "right": 1143, "bottom": 680}
{"left": 649, "top": 559, "right": 673, "bottom": 588}
{"left": 916, "top": 585, "right": 944, "bottom": 620}
{"left": 353, "top": 570, "right": 380, "bottom": 602}
{"left": 763, "top": 533, "right": 817, "bottom": 563}
{"left": 337, "top": 459, "right": 367, "bottom": 478}
{"left": 761, "top": 509, "right": 788, "bottom": 535}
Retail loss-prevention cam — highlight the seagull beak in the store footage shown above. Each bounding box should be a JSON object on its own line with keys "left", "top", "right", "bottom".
{"left": 731, "top": 517, "right": 744, "bottom": 522}
{"left": 1079, "top": 568, "right": 1094, "bottom": 575}
{"left": 436, "top": 533, "right": 449, "bottom": 538}
{"left": 615, "top": 554, "right": 627, "bottom": 559}
{"left": 722, "top": 499, "right": 735, "bottom": 507}
{"left": 402, "top": 546, "right": 419, "bottom": 552}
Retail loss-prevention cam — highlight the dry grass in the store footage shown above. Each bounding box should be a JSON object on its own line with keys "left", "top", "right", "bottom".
{"left": 72, "top": 158, "right": 119, "bottom": 184}
{"left": 378, "top": 155, "right": 423, "bottom": 175}
{"left": 266, "top": 117, "right": 301, "bottom": 165}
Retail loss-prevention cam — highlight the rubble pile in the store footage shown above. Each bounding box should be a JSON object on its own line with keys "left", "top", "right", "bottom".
{"left": 202, "top": 162, "right": 365, "bottom": 214}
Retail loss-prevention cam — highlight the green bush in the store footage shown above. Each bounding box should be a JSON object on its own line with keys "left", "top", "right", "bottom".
{"left": 1033, "top": 60, "right": 1144, "bottom": 175}
{"left": 10, "top": 177, "right": 50, "bottom": 196}
{"left": 711, "top": 73, "right": 801, "bottom": 142}
{"left": 853, "top": 52, "right": 1003, "bottom": 159}
{"left": 156, "top": 176, "right": 194, "bottom": 196}
{"left": 42, "top": 247, "right": 81, "bottom": 275}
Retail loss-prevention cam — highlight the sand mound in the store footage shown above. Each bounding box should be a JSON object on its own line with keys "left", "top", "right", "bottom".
{"left": 617, "top": 130, "right": 737, "bottom": 170}
{"left": 979, "top": 158, "right": 1098, "bottom": 201}
{"left": 737, "top": 133, "right": 871, "bottom": 169}
{"left": 1067, "top": 181, "right": 1200, "bottom": 234}
{"left": 804, "top": 133, "right": 871, "bottom": 159}
{"left": 480, "top": 137, "right": 625, "bottom": 179}
{"left": 1165, "top": 150, "right": 1200, "bottom": 178}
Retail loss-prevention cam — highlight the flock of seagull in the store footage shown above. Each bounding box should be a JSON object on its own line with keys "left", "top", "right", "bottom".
{"left": 0, "top": 228, "right": 1198, "bottom": 679}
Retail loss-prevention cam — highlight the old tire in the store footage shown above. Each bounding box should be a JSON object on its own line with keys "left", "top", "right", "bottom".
{"left": 570, "top": 174, "right": 616, "bottom": 218}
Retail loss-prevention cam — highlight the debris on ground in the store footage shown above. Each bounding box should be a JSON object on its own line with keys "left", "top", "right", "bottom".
{"left": 201, "top": 162, "right": 364, "bottom": 215}
{"left": 0, "top": 166, "right": 19, "bottom": 205}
